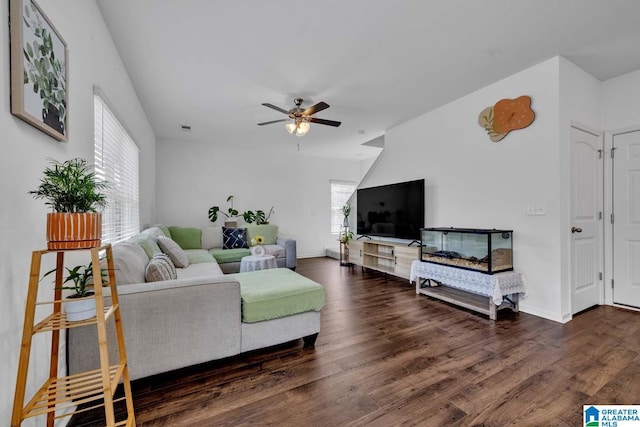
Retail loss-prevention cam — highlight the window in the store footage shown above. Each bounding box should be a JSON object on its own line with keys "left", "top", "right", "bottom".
{"left": 330, "top": 180, "right": 357, "bottom": 234}
{"left": 94, "top": 92, "right": 140, "bottom": 244}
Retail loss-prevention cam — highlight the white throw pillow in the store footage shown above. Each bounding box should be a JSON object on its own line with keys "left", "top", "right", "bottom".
{"left": 156, "top": 235, "right": 190, "bottom": 268}
{"left": 145, "top": 253, "right": 177, "bottom": 282}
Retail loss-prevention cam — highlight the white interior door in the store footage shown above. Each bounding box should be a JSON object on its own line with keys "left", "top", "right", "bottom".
{"left": 570, "top": 126, "right": 603, "bottom": 314}
{"left": 613, "top": 130, "right": 640, "bottom": 308}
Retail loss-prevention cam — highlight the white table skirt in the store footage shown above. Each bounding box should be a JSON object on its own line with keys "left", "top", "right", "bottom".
{"left": 410, "top": 260, "right": 525, "bottom": 305}
{"left": 240, "top": 255, "right": 278, "bottom": 273}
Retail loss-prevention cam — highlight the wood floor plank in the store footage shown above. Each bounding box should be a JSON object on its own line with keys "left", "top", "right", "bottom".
{"left": 68, "top": 257, "right": 640, "bottom": 426}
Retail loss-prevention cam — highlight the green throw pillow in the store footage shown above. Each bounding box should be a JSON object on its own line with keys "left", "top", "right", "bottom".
{"left": 131, "top": 234, "right": 162, "bottom": 259}
{"left": 153, "top": 224, "right": 172, "bottom": 238}
{"left": 246, "top": 224, "right": 278, "bottom": 245}
{"left": 168, "top": 226, "right": 202, "bottom": 249}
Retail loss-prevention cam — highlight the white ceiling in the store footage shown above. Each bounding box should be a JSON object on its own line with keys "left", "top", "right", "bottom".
{"left": 96, "top": 0, "right": 640, "bottom": 160}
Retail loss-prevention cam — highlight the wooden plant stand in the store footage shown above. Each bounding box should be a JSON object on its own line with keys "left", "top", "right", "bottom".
{"left": 11, "top": 245, "right": 136, "bottom": 427}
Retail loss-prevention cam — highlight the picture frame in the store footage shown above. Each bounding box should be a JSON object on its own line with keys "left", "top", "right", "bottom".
{"left": 10, "top": 0, "right": 68, "bottom": 141}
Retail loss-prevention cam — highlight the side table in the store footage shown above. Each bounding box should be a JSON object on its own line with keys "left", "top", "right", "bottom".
{"left": 240, "top": 255, "right": 278, "bottom": 272}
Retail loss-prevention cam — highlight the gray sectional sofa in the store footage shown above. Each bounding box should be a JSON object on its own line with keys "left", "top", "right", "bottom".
{"left": 67, "top": 225, "right": 323, "bottom": 381}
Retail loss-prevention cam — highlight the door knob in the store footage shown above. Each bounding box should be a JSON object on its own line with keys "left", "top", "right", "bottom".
{"left": 571, "top": 227, "right": 583, "bottom": 233}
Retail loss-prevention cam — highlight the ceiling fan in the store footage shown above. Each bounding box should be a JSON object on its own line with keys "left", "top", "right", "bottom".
{"left": 257, "top": 98, "right": 341, "bottom": 136}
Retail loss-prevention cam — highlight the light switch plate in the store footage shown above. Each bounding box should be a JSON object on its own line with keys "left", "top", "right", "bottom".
{"left": 526, "top": 204, "right": 546, "bottom": 216}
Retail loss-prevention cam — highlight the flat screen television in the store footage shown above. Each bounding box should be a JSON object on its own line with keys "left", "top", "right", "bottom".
{"left": 356, "top": 179, "right": 425, "bottom": 240}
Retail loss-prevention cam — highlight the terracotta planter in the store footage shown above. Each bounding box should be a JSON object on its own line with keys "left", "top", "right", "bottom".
{"left": 46, "top": 212, "right": 102, "bottom": 250}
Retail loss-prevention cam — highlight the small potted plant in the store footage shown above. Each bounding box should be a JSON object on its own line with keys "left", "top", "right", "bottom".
{"left": 29, "top": 158, "right": 108, "bottom": 249}
{"left": 243, "top": 206, "right": 275, "bottom": 225}
{"left": 339, "top": 229, "right": 354, "bottom": 266}
{"left": 43, "top": 262, "right": 107, "bottom": 321}
{"left": 208, "top": 195, "right": 241, "bottom": 227}
{"left": 342, "top": 204, "right": 352, "bottom": 228}
{"left": 339, "top": 230, "right": 354, "bottom": 246}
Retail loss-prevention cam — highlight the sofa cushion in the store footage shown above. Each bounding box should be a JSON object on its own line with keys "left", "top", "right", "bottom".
{"left": 184, "top": 249, "right": 216, "bottom": 264}
{"left": 141, "top": 226, "right": 167, "bottom": 240}
{"left": 176, "top": 261, "right": 223, "bottom": 279}
{"left": 246, "top": 224, "right": 278, "bottom": 245}
{"left": 222, "top": 227, "right": 249, "bottom": 249}
{"left": 104, "top": 241, "right": 149, "bottom": 286}
{"left": 234, "top": 268, "right": 326, "bottom": 323}
{"left": 168, "top": 226, "right": 202, "bottom": 249}
{"left": 152, "top": 224, "right": 172, "bottom": 239}
{"left": 210, "top": 248, "right": 251, "bottom": 263}
{"left": 145, "top": 253, "right": 177, "bottom": 282}
{"left": 202, "top": 226, "right": 223, "bottom": 250}
{"left": 130, "top": 234, "right": 162, "bottom": 259}
{"left": 157, "top": 235, "right": 190, "bottom": 268}
{"left": 264, "top": 244, "right": 285, "bottom": 259}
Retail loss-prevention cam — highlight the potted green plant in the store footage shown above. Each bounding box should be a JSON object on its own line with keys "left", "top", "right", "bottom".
{"left": 342, "top": 204, "right": 352, "bottom": 228}
{"left": 29, "top": 158, "right": 108, "bottom": 249}
{"left": 339, "top": 230, "right": 354, "bottom": 246}
{"left": 242, "top": 206, "right": 275, "bottom": 225}
{"left": 339, "top": 229, "right": 354, "bottom": 266}
{"left": 43, "top": 262, "right": 107, "bottom": 321}
{"left": 208, "top": 195, "right": 241, "bottom": 227}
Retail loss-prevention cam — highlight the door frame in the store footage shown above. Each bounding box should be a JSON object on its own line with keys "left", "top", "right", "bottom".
{"left": 605, "top": 125, "right": 640, "bottom": 311}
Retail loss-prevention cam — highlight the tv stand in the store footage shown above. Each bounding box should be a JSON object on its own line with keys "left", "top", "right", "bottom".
{"left": 349, "top": 239, "right": 420, "bottom": 280}
{"left": 356, "top": 234, "right": 372, "bottom": 240}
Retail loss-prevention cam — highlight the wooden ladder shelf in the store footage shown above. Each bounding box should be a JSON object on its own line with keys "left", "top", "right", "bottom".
{"left": 11, "top": 245, "right": 136, "bottom": 427}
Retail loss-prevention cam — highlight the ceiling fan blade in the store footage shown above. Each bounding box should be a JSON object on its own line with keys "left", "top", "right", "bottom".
{"left": 303, "top": 102, "right": 330, "bottom": 116}
{"left": 309, "top": 117, "right": 341, "bottom": 127}
{"left": 262, "top": 103, "right": 290, "bottom": 115}
{"left": 257, "top": 118, "right": 289, "bottom": 126}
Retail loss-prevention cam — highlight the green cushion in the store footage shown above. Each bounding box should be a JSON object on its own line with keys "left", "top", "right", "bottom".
{"left": 130, "top": 234, "right": 162, "bottom": 259}
{"left": 210, "top": 248, "right": 251, "bottom": 263}
{"left": 246, "top": 224, "right": 278, "bottom": 245}
{"left": 168, "top": 226, "right": 202, "bottom": 249}
{"left": 155, "top": 224, "right": 171, "bottom": 238}
{"left": 186, "top": 250, "right": 216, "bottom": 264}
{"left": 234, "top": 268, "right": 325, "bottom": 323}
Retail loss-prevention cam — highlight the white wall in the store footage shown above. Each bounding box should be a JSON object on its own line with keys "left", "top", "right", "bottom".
{"left": 0, "top": 1, "right": 155, "bottom": 425}
{"left": 156, "top": 138, "right": 365, "bottom": 257}
{"left": 602, "top": 68, "right": 640, "bottom": 131}
{"left": 361, "top": 57, "right": 573, "bottom": 321}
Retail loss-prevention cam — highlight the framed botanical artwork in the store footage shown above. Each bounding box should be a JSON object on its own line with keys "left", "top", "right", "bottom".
{"left": 10, "top": 0, "right": 68, "bottom": 141}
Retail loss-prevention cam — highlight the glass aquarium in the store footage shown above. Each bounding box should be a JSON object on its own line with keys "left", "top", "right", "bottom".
{"left": 420, "top": 228, "right": 513, "bottom": 274}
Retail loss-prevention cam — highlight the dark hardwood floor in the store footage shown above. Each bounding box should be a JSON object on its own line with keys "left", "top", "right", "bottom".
{"left": 69, "top": 257, "right": 640, "bottom": 426}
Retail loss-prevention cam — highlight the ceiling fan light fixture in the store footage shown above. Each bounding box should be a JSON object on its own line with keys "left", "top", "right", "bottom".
{"left": 296, "top": 121, "right": 310, "bottom": 136}
{"left": 285, "top": 120, "right": 310, "bottom": 137}
{"left": 285, "top": 122, "right": 297, "bottom": 134}
{"left": 260, "top": 98, "right": 340, "bottom": 136}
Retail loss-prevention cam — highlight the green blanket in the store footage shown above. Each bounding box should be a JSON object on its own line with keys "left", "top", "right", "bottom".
{"left": 234, "top": 268, "right": 325, "bottom": 323}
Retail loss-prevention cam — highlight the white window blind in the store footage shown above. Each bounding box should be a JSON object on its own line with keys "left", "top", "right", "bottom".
{"left": 94, "top": 93, "right": 140, "bottom": 244}
{"left": 330, "top": 180, "right": 357, "bottom": 234}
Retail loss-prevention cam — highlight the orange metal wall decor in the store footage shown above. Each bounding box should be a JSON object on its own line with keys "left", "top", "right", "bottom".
{"left": 46, "top": 212, "right": 102, "bottom": 249}
{"left": 478, "top": 95, "right": 535, "bottom": 142}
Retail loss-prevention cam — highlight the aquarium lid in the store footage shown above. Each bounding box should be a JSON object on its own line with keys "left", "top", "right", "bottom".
{"left": 422, "top": 227, "right": 513, "bottom": 233}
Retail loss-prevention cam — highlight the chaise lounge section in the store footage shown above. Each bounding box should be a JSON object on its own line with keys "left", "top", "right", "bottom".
{"left": 67, "top": 225, "right": 323, "bottom": 381}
